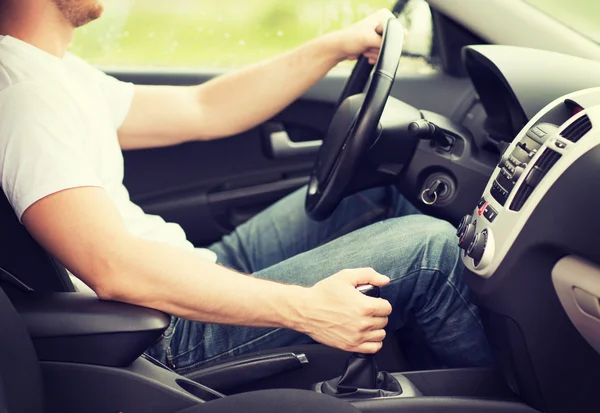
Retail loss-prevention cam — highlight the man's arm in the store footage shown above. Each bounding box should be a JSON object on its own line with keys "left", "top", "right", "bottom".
{"left": 117, "top": 10, "right": 393, "bottom": 150}
{"left": 22, "top": 187, "right": 392, "bottom": 353}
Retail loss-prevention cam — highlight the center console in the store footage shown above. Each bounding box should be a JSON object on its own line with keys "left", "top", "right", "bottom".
{"left": 459, "top": 87, "right": 600, "bottom": 413}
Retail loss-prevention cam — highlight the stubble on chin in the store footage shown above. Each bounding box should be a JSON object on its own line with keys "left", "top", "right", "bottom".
{"left": 52, "top": 0, "right": 104, "bottom": 28}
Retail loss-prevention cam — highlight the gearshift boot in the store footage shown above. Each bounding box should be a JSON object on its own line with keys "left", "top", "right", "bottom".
{"left": 319, "top": 354, "right": 402, "bottom": 399}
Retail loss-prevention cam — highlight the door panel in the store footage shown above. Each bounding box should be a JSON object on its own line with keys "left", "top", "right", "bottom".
{"left": 113, "top": 70, "right": 343, "bottom": 246}
{"left": 109, "top": 69, "right": 475, "bottom": 247}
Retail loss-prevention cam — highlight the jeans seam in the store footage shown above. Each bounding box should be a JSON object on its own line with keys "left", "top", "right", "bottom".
{"left": 386, "top": 267, "right": 484, "bottom": 331}
{"left": 169, "top": 333, "right": 206, "bottom": 362}
{"left": 445, "top": 276, "right": 486, "bottom": 330}
{"left": 178, "top": 328, "right": 285, "bottom": 374}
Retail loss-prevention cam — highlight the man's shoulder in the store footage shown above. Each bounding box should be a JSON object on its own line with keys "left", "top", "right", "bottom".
{"left": 0, "top": 80, "right": 82, "bottom": 144}
{"left": 0, "top": 79, "right": 67, "bottom": 109}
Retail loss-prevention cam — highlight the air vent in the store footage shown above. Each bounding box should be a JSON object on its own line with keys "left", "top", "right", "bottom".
{"left": 561, "top": 115, "right": 592, "bottom": 143}
{"left": 510, "top": 149, "right": 562, "bottom": 211}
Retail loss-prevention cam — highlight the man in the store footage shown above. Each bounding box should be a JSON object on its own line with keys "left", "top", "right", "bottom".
{"left": 0, "top": 0, "right": 491, "bottom": 374}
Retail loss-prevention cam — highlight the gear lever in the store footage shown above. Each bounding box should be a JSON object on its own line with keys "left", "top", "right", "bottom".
{"left": 315, "top": 285, "right": 403, "bottom": 399}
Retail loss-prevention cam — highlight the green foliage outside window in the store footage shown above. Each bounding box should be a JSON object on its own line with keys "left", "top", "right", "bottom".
{"left": 70, "top": 0, "right": 435, "bottom": 73}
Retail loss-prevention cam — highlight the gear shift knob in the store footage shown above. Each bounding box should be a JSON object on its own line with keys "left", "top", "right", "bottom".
{"left": 356, "top": 284, "right": 380, "bottom": 298}
{"left": 314, "top": 283, "right": 403, "bottom": 399}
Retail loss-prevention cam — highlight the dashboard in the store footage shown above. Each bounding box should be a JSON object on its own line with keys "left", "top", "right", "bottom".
{"left": 455, "top": 45, "right": 600, "bottom": 413}
{"left": 463, "top": 45, "right": 600, "bottom": 142}
{"left": 458, "top": 92, "right": 597, "bottom": 278}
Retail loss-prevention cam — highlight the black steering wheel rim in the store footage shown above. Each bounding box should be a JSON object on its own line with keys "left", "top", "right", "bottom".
{"left": 336, "top": 55, "right": 374, "bottom": 107}
{"left": 305, "top": 17, "right": 405, "bottom": 221}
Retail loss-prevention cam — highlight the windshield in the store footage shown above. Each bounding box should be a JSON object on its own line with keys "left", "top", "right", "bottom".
{"left": 525, "top": 0, "right": 600, "bottom": 44}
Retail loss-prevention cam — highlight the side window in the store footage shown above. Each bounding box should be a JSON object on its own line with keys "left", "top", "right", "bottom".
{"left": 395, "top": 0, "right": 437, "bottom": 74}
{"left": 71, "top": 0, "right": 436, "bottom": 73}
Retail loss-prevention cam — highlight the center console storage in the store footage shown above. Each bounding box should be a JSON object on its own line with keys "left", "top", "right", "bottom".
{"left": 12, "top": 292, "right": 170, "bottom": 367}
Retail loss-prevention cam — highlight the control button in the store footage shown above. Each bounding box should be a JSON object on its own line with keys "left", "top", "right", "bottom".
{"left": 501, "top": 168, "right": 513, "bottom": 181}
{"left": 458, "top": 223, "right": 476, "bottom": 250}
{"left": 468, "top": 230, "right": 488, "bottom": 264}
{"left": 508, "top": 155, "right": 521, "bottom": 166}
{"left": 555, "top": 141, "right": 567, "bottom": 149}
{"left": 532, "top": 127, "right": 546, "bottom": 138}
{"left": 483, "top": 205, "right": 498, "bottom": 222}
{"left": 467, "top": 232, "right": 480, "bottom": 255}
{"left": 478, "top": 201, "right": 489, "bottom": 217}
{"left": 477, "top": 198, "right": 486, "bottom": 209}
{"left": 491, "top": 181, "right": 509, "bottom": 206}
{"left": 493, "top": 181, "right": 508, "bottom": 197}
{"left": 513, "top": 165, "right": 525, "bottom": 181}
{"left": 457, "top": 214, "right": 472, "bottom": 238}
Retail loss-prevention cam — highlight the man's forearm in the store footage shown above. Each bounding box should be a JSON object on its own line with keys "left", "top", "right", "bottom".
{"left": 118, "top": 11, "right": 389, "bottom": 149}
{"left": 192, "top": 34, "right": 343, "bottom": 139}
{"left": 96, "top": 235, "right": 307, "bottom": 330}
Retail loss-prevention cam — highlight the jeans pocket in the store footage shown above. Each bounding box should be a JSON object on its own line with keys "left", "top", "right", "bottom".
{"left": 167, "top": 319, "right": 206, "bottom": 371}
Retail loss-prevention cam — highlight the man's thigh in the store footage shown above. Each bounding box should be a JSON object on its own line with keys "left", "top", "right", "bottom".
{"left": 208, "top": 185, "right": 420, "bottom": 274}
{"left": 146, "top": 214, "right": 487, "bottom": 374}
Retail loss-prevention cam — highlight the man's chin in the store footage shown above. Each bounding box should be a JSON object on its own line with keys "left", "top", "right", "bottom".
{"left": 53, "top": 0, "right": 105, "bottom": 28}
{"left": 75, "top": 3, "right": 104, "bottom": 28}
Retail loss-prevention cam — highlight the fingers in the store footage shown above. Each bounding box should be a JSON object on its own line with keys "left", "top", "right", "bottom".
{"left": 363, "top": 47, "right": 380, "bottom": 63}
{"left": 352, "top": 341, "right": 384, "bottom": 354}
{"left": 367, "top": 316, "right": 389, "bottom": 331}
{"left": 343, "top": 268, "right": 390, "bottom": 288}
{"left": 363, "top": 50, "right": 379, "bottom": 64}
{"left": 364, "top": 328, "right": 387, "bottom": 342}
{"left": 376, "top": 8, "right": 396, "bottom": 31}
{"left": 363, "top": 298, "right": 393, "bottom": 317}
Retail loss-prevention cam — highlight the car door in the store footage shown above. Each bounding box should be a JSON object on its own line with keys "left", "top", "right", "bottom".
{"left": 72, "top": 0, "right": 477, "bottom": 247}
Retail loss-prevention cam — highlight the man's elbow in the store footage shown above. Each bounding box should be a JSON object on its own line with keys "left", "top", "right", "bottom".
{"left": 83, "top": 249, "right": 133, "bottom": 302}
{"left": 88, "top": 271, "right": 125, "bottom": 302}
{"left": 93, "top": 278, "right": 121, "bottom": 301}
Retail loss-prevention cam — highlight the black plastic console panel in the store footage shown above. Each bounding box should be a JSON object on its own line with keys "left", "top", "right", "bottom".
{"left": 13, "top": 293, "right": 169, "bottom": 367}
{"left": 42, "top": 358, "right": 223, "bottom": 413}
{"left": 352, "top": 397, "right": 540, "bottom": 413}
{"left": 186, "top": 352, "right": 309, "bottom": 393}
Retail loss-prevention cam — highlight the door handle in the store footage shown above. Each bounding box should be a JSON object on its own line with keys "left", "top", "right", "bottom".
{"left": 267, "top": 124, "right": 322, "bottom": 159}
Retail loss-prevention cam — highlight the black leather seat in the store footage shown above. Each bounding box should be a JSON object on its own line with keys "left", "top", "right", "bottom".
{"left": 0, "top": 190, "right": 74, "bottom": 294}
{"left": 0, "top": 285, "right": 361, "bottom": 413}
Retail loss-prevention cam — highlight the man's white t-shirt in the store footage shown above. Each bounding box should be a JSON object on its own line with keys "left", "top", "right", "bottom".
{"left": 0, "top": 35, "right": 217, "bottom": 292}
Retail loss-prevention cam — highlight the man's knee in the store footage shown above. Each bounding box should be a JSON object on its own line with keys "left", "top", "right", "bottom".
{"left": 385, "top": 215, "right": 461, "bottom": 274}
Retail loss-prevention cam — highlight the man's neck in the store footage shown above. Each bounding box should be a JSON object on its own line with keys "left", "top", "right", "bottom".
{"left": 0, "top": 3, "right": 74, "bottom": 58}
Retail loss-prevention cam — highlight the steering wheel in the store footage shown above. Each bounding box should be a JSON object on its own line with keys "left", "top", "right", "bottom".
{"left": 305, "top": 17, "right": 405, "bottom": 221}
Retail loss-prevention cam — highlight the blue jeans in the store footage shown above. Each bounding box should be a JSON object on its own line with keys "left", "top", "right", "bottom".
{"left": 146, "top": 186, "right": 492, "bottom": 375}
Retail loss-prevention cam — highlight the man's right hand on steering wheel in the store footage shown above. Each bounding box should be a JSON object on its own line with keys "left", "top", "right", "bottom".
{"left": 321, "top": 9, "right": 395, "bottom": 65}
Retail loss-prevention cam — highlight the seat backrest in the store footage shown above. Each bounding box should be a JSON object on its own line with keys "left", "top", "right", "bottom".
{"left": 0, "top": 190, "right": 74, "bottom": 293}
{"left": 0, "top": 286, "right": 44, "bottom": 413}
